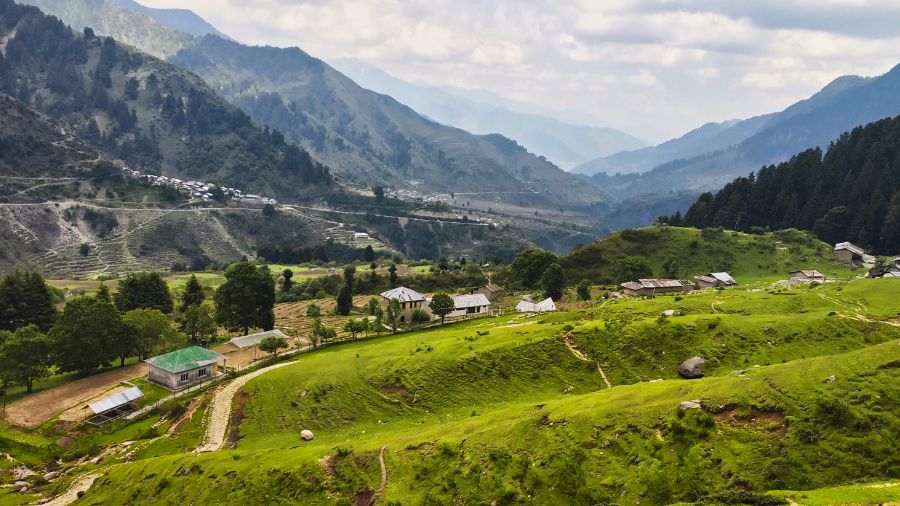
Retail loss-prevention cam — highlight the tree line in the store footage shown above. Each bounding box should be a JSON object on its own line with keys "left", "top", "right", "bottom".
{"left": 667, "top": 116, "right": 900, "bottom": 254}
{"left": 0, "top": 262, "right": 277, "bottom": 395}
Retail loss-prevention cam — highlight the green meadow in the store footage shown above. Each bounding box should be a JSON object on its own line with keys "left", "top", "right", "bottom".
{"left": 36, "top": 277, "right": 898, "bottom": 505}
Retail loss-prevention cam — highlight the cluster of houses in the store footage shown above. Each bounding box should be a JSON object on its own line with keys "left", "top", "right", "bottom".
{"left": 619, "top": 272, "right": 737, "bottom": 297}
{"left": 122, "top": 166, "right": 276, "bottom": 205}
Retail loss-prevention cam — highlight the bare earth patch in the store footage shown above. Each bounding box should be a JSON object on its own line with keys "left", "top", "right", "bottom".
{"left": 5, "top": 364, "right": 146, "bottom": 428}
{"left": 714, "top": 406, "right": 788, "bottom": 436}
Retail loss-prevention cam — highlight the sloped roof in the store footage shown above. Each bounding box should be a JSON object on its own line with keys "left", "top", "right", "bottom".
{"left": 516, "top": 298, "right": 556, "bottom": 312}
{"left": 834, "top": 242, "right": 865, "bottom": 256}
{"left": 146, "top": 346, "right": 224, "bottom": 374}
{"left": 453, "top": 293, "right": 491, "bottom": 309}
{"left": 228, "top": 329, "right": 289, "bottom": 349}
{"left": 790, "top": 270, "right": 824, "bottom": 278}
{"left": 621, "top": 279, "right": 693, "bottom": 290}
{"left": 88, "top": 387, "right": 143, "bottom": 414}
{"left": 711, "top": 272, "right": 736, "bottom": 285}
{"left": 381, "top": 286, "right": 426, "bottom": 302}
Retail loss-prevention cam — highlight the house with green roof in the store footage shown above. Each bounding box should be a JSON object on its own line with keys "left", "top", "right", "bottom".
{"left": 146, "top": 346, "right": 225, "bottom": 391}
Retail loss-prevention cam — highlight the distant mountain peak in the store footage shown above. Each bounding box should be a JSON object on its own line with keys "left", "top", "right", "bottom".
{"left": 110, "top": 0, "right": 233, "bottom": 41}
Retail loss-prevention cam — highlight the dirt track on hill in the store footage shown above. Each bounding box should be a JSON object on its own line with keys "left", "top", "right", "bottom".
{"left": 44, "top": 472, "right": 99, "bottom": 506}
{"left": 196, "top": 361, "right": 292, "bottom": 452}
{"left": 5, "top": 364, "right": 146, "bottom": 428}
{"left": 563, "top": 334, "right": 612, "bottom": 389}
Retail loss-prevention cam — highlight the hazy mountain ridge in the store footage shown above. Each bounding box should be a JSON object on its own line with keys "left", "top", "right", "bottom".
{"left": 0, "top": 0, "right": 331, "bottom": 200}
{"left": 331, "top": 58, "right": 647, "bottom": 170}
{"left": 575, "top": 71, "right": 874, "bottom": 178}
{"left": 25, "top": 0, "right": 610, "bottom": 209}
{"left": 586, "top": 65, "right": 900, "bottom": 200}
{"left": 110, "top": 0, "right": 232, "bottom": 40}
{"left": 168, "top": 35, "right": 610, "bottom": 208}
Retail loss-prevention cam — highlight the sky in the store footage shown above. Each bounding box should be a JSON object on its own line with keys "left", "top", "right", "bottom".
{"left": 140, "top": 0, "right": 900, "bottom": 143}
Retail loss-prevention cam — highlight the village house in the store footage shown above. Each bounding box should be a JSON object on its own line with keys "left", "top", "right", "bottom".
{"left": 620, "top": 279, "right": 695, "bottom": 297}
{"left": 381, "top": 286, "right": 427, "bottom": 324}
{"left": 868, "top": 259, "right": 900, "bottom": 278}
{"left": 353, "top": 232, "right": 371, "bottom": 241}
{"left": 833, "top": 242, "right": 865, "bottom": 267}
{"left": 446, "top": 293, "right": 491, "bottom": 319}
{"left": 788, "top": 270, "right": 825, "bottom": 283}
{"left": 694, "top": 272, "right": 737, "bottom": 289}
{"left": 146, "top": 346, "right": 225, "bottom": 391}
{"left": 470, "top": 283, "right": 503, "bottom": 301}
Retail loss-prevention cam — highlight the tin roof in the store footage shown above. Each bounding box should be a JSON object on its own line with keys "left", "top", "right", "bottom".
{"left": 88, "top": 387, "right": 143, "bottom": 414}
{"left": 381, "top": 286, "right": 426, "bottom": 303}
{"left": 515, "top": 298, "right": 556, "bottom": 312}
{"left": 622, "top": 279, "right": 693, "bottom": 290}
{"left": 452, "top": 293, "right": 491, "bottom": 309}
{"left": 790, "top": 270, "right": 824, "bottom": 278}
{"left": 228, "top": 329, "right": 290, "bottom": 349}
{"left": 834, "top": 242, "right": 865, "bottom": 256}
{"left": 146, "top": 346, "right": 224, "bottom": 374}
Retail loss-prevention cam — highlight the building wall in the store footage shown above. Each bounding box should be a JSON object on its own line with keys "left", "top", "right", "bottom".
{"left": 149, "top": 363, "right": 218, "bottom": 391}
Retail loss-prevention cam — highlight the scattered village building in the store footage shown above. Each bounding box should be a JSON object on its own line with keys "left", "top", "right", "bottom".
{"left": 515, "top": 298, "right": 557, "bottom": 313}
{"left": 85, "top": 386, "right": 143, "bottom": 425}
{"left": 620, "top": 279, "right": 695, "bottom": 297}
{"left": 146, "top": 346, "right": 225, "bottom": 391}
{"left": 868, "top": 259, "right": 900, "bottom": 278}
{"left": 470, "top": 283, "right": 503, "bottom": 301}
{"left": 228, "top": 329, "right": 290, "bottom": 349}
{"left": 446, "top": 294, "right": 491, "bottom": 318}
{"left": 354, "top": 232, "right": 371, "bottom": 241}
{"left": 694, "top": 272, "right": 737, "bottom": 289}
{"left": 381, "top": 286, "right": 427, "bottom": 323}
{"left": 833, "top": 242, "right": 866, "bottom": 267}
{"left": 788, "top": 270, "right": 825, "bottom": 283}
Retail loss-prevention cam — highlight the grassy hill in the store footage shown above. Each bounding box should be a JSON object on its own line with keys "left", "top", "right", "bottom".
{"left": 3, "top": 276, "right": 895, "bottom": 504}
{"left": 560, "top": 226, "right": 853, "bottom": 285}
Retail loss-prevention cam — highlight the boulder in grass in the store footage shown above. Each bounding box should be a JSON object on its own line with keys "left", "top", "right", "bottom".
{"left": 300, "top": 429, "right": 315, "bottom": 441}
{"left": 679, "top": 400, "right": 702, "bottom": 410}
{"left": 13, "top": 481, "right": 28, "bottom": 492}
{"left": 678, "top": 356, "right": 706, "bottom": 379}
{"left": 43, "top": 471, "right": 60, "bottom": 481}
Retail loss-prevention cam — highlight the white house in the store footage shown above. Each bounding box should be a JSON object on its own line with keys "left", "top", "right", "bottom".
{"left": 446, "top": 293, "right": 491, "bottom": 318}
{"left": 146, "top": 346, "right": 225, "bottom": 391}
{"left": 354, "top": 232, "right": 371, "bottom": 241}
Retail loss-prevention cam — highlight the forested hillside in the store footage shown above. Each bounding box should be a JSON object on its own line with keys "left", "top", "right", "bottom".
{"left": 672, "top": 115, "right": 900, "bottom": 254}
{"left": 0, "top": 93, "right": 96, "bottom": 177}
{"left": 0, "top": 0, "right": 331, "bottom": 200}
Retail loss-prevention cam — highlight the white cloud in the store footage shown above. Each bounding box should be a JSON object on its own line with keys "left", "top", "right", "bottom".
{"left": 140, "top": 0, "right": 900, "bottom": 141}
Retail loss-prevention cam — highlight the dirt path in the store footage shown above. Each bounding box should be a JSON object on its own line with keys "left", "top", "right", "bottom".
{"left": 196, "top": 362, "right": 293, "bottom": 452}
{"left": 44, "top": 472, "right": 100, "bottom": 506}
{"left": 368, "top": 446, "right": 388, "bottom": 506}
{"left": 5, "top": 364, "right": 147, "bottom": 428}
{"left": 562, "top": 335, "right": 612, "bottom": 389}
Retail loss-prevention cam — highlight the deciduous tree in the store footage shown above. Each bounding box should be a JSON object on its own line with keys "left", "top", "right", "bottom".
{"left": 0, "top": 325, "right": 51, "bottom": 393}
{"left": 49, "top": 296, "right": 123, "bottom": 374}
{"left": 541, "top": 263, "right": 566, "bottom": 301}
{"left": 428, "top": 293, "right": 454, "bottom": 325}
{"left": 258, "top": 335, "right": 288, "bottom": 356}
{"left": 215, "top": 262, "right": 275, "bottom": 335}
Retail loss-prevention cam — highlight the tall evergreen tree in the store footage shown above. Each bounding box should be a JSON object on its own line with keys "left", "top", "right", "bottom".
{"left": 180, "top": 274, "right": 205, "bottom": 312}
{"left": 115, "top": 272, "right": 174, "bottom": 314}
{"left": 0, "top": 271, "right": 57, "bottom": 332}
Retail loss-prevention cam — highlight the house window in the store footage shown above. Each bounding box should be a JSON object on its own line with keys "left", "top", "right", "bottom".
{"left": 198, "top": 368, "right": 207, "bottom": 377}
{"left": 180, "top": 372, "right": 190, "bottom": 382}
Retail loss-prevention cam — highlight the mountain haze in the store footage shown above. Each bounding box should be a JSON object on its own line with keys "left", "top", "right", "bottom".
{"left": 586, "top": 66, "right": 900, "bottom": 200}
{"left": 25, "top": 0, "right": 610, "bottom": 209}
{"left": 332, "top": 58, "right": 647, "bottom": 170}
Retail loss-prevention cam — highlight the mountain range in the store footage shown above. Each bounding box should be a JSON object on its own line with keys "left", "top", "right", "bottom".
{"left": 330, "top": 58, "right": 647, "bottom": 170}
{"left": 25, "top": 0, "right": 609, "bottom": 210}
{"left": 577, "top": 66, "right": 900, "bottom": 203}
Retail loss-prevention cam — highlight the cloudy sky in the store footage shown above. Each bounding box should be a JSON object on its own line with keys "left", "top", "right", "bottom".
{"left": 140, "top": 0, "right": 900, "bottom": 142}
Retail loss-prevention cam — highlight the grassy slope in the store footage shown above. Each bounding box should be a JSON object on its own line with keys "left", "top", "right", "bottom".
{"left": 561, "top": 226, "right": 855, "bottom": 284}
{"left": 68, "top": 277, "right": 900, "bottom": 504}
